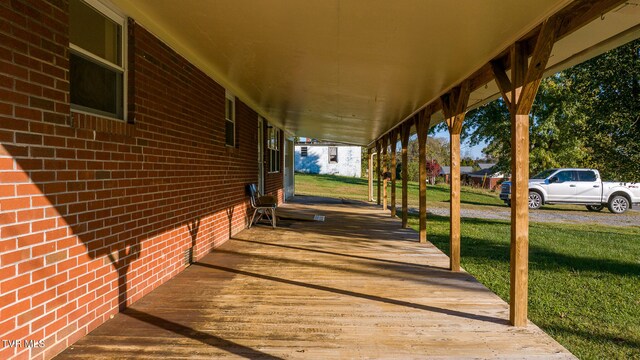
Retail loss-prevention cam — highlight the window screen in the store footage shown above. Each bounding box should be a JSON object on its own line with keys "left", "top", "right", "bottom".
{"left": 69, "top": 0, "right": 124, "bottom": 119}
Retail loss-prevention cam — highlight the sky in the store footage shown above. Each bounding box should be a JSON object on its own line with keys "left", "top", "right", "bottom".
{"left": 427, "top": 129, "right": 488, "bottom": 160}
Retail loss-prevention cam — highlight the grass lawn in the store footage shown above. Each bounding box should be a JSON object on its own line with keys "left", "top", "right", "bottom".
{"left": 295, "top": 173, "right": 504, "bottom": 209}
{"left": 295, "top": 173, "right": 640, "bottom": 359}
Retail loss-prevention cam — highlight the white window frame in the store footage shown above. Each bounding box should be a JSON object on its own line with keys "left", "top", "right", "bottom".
{"left": 268, "top": 125, "right": 280, "bottom": 173}
{"left": 225, "top": 90, "right": 236, "bottom": 147}
{"left": 69, "top": 0, "right": 127, "bottom": 121}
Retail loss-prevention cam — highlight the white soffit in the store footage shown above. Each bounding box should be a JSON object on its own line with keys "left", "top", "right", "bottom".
{"left": 109, "top": 0, "right": 639, "bottom": 145}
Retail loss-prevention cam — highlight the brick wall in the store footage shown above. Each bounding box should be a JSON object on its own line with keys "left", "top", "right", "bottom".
{"left": 0, "top": 1, "right": 283, "bottom": 359}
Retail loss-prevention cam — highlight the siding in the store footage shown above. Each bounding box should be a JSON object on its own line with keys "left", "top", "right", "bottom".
{"left": 294, "top": 146, "right": 361, "bottom": 177}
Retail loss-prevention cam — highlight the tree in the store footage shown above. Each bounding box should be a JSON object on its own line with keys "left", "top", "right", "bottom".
{"left": 564, "top": 39, "right": 640, "bottom": 181}
{"left": 426, "top": 160, "right": 441, "bottom": 184}
{"left": 456, "top": 39, "right": 639, "bottom": 181}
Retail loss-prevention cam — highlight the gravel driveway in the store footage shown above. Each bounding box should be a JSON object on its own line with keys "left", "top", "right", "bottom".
{"left": 409, "top": 206, "right": 640, "bottom": 227}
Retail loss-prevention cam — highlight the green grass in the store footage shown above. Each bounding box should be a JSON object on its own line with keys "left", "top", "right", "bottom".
{"left": 296, "top": 173, "right": 640, "bottom": 359}
{"left": 295, "top": 173, "right": 504, "bottom": 209}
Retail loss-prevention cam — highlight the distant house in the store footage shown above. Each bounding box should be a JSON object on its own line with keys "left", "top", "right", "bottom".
{"left": 439, "top": 166, "right": 474, "bottom": 184}
{"left": 478, "top": 163, "right": 496, "bottom": 170}
{"left": 468, "top": 164, "right": 505, "bottom": 190}
{"left": 295, "top": 143, "right": 361, "bottom": 177}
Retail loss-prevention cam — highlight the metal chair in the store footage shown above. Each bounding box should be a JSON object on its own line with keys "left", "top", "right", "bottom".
{"left": 247, "top": 184, "right": 277, "bottom": 228}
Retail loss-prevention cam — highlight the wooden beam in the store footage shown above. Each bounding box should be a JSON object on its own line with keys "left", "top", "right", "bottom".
{"left": 376, "top": 141, "right": 381, "bottom": 206}
{"left": 493, "top": 18, "right": 558, "bottom": 327}
{"left": 518, "top": 17, "right": 560, "bottom": 114}
{"left": 382, "top": 136, "right": 388, "bottom": 211}
{"left": 389, "top": 130, "right": 398, "bottom": 218}
{"left": 401, "top": 123, "right": 411, "bottom": 228}
{"left": 415, "top": 111, "right": 430, "bottom": 244}
{"left": 490, "top": 60, "right": 512, "bottom": 108}
{"left": 368, "top": 148, "right": 373, "bottom": 202}
{"left": 448, "top": 133, "right": 461, "bottom": 272}
{"left": 369, "top": 0, "right": 625, "bottom": 148}
{"left": 441, "top": 82, "right": 470, "bottom": 273}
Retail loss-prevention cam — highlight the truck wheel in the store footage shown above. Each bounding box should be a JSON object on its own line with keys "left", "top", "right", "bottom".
{"left": 607, "top": 195, "right": 629, "bottom": 214}
{"left": 528, "top": 191, "right": 542, "bottom": 209}
{"left": 586, "top": 205, "right": 604, "bottom": 212}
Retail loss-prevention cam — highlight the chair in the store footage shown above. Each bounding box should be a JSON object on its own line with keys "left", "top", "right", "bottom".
{"left": 247, "top": 184, "right": 277, "bottom": 228}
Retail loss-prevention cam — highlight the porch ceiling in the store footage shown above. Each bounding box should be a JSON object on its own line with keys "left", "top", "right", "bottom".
{"left": 110, "top": 0, "right": 640, "bottom": 145}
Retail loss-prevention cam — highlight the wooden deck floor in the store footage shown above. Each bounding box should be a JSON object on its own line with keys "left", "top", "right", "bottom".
{"left": 57, "top": 196, "right": 575, "bottom": 359}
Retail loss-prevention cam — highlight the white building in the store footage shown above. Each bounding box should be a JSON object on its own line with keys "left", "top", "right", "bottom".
{"left": 295, "top": 144, "right": 361, "bottom": 177}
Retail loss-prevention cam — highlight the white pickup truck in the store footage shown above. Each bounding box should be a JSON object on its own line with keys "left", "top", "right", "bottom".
{"left": 499, "top": 168, "right": 640, "bottom": 214}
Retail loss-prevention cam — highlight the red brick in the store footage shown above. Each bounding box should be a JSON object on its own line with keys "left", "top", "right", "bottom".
{"left": 17, "top": 208, "right": 44, "bottom": 222}
{"left": 1, "top": 223, "right": 29, "bottom": 238}
{"left": 1, "top": 249, "right": 30, "bottom": 265}
{"left": 0, "top": 171, "right": 30, "bottom": 183}
{"left": 0, "top": 265, "right": 16, "bottom": 281}
{"left": 16, "top": 183, "right": 41, "bottom": 195}
{"left": 31, "top": 265, "right": 56, "bottom": 281}
{"left": 0, "top": 184, "right": 15, "bottom": 197}
{"left": 0, "top": 274, "right": 30, "bottom": 293}
{"left": 32, "top": 218, "right": 56, "bottom": 232}
{"left": 0, "top": 157, "right": 13, "bottom": 170}
{"left": 0, "top": 291, "right": 16, "bottom": 310}
{"left": 17, "top": 232, "right": 43, "bottom": 247}
{"left": 17, "top": 257, "right": 44, "bottom": 273}
{"left": 31, "top": 312, "right": 55, "bottom": 332}
{"left": 18, "top": 281, "right": 44, "bottom": 301}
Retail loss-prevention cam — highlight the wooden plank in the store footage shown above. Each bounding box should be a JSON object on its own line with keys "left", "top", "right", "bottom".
{"left": 389, "top": 130, "right": 397, "bottom": 217}
{"left": 415, "top": 111, "right": 430, "bottom": 244}
{"left": 368, "top": 148, "right": 373, "bottom": 202}
{"left": 57, "top": 197, "right": 576, "bottom": 360}
{"left": 555, "top": 0, "right": 626, "bottom": 42}
{"left": 401, "top": 123, "right": 410, "bottom": 228}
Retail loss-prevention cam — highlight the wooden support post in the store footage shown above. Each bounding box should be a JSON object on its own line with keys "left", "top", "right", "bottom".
{"left": 441, "top": 82, "right": 470, "bottom": 272}
{"left": 389, "top": 131, "right": 397, "bottom": 218}
{"left": 415, "top": 110, "right": 430, "bottom": 244}
{"left": 376, "top": 141, "right": 381, "bottom": 205}
{"left": 401, "top": 123, "right": 411, "bottom": 228}
{"left": 491, "top": 18, "right": 559, "bottom": 327}
{"left": 368, "top": 148, "right": 374, "bottom": 202}
{"left": 382, "top": 136, "right": 388, "bottom": 211}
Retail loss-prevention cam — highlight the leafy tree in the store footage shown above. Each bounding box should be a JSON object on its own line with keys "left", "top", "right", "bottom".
{"left": 564, "top": 39, "right": 640, "bottom": 181}
{"left": 456, "top": 39, "right": 639, "bottom": 181}
{"left": 426, "top": 160, "right": 441, "bottom": 184}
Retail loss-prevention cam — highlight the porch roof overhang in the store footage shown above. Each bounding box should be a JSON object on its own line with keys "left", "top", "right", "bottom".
{"left": 109, "top": 0, "right": 640, "bottom": 146}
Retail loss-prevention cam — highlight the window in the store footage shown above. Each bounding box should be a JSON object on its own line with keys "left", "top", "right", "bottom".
{"left": 69, "top": 0, "right": 125, "bottom": 120}
{"left": 225, "top": 91, "right": 235, "bottom": 146}
{"left": 555, "top": 171, "right": 575, "bottom": 182}
{"left": 328, "top": 147, "right": 338, "bottom": 163}
{"left": 577, "top": 170, "right": 597, "bottom": 182}
{"left": 268, "top": 125, "right": 280, "bottom": 172}
{"left": 300, "top": 147, "right": 308, "bottom": 157}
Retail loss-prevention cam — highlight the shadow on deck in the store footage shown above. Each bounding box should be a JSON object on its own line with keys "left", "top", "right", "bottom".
{"left": 56, "top": 195, "right": 575, "bottom": 359}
